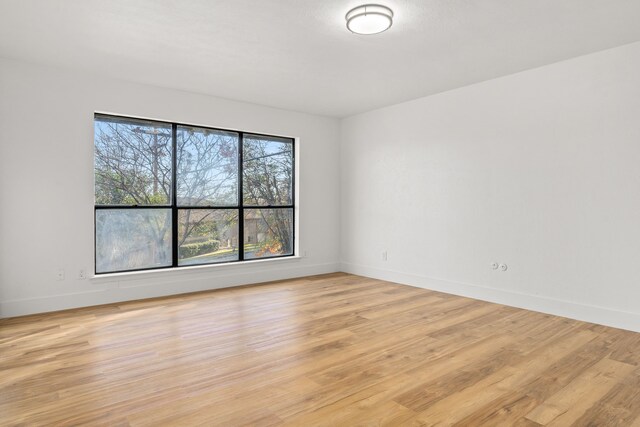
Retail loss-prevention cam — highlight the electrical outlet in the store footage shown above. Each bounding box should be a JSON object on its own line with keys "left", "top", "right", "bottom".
{"left": 78, "top": 269, "right": 87, "bottom": 280}
{"left": 56, "top": 269, "right": 65, "bottom": 281}
{"left": 382, "top": 251, "right": 388, "bottom": 261}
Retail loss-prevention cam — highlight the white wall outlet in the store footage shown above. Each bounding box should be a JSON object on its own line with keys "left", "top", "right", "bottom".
{"left": 500, "top": 263, "right": 508, "bottom": 271}
{"left": 78, "top": 269, "right": 87, "bottom": 280}
{"left": 382, "top": 251, "right": 388, "bottom": 261}
{"left": 491, "top": 262, "right": 499, "bottom": 270}
{"left": 56, "top": 269, "right": 65, "bottom": 281}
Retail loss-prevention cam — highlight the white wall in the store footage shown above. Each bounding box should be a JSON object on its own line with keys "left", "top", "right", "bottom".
{"left": 3, "top": 42, "right": 640, "bottom": 332}
{"left": 340, "top": 41, "right": 640, "bottom": 332}
{"left": 0, "top": 58, "right": 341, "bottom": 317}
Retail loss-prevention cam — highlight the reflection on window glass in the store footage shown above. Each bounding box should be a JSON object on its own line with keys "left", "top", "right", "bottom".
{"left": 178, "top": 209, "right": 239, "bottom": 266}
{"left": 94, "top": 116, "right": 172, "bottom": 205}
{"left": 244, "top": 209, "right": 293, "bottom": 259}
{"left": 243, "top": 135, "right": 293, "bottom": 206}
{"left": 96, "top": 209, "right": 172, "bottom": 273}
{"left": 177, "top": 126, "right": 239, "bottom": 206}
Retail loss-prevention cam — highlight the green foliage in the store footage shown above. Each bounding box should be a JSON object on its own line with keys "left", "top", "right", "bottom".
{"left": 189, "top": 219, "right": 218, "bottom": 238}
{"left": 179, "top": 240, "right": 220, "bottom": 259}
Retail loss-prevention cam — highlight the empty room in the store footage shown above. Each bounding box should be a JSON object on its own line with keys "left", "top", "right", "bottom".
{"left": 2, "top": 0, "right": 640, "bottom": 425}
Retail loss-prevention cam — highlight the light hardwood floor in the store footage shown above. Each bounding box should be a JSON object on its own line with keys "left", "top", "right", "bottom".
{"left": 2, "top": 273, "right": 640, "bottom": 426}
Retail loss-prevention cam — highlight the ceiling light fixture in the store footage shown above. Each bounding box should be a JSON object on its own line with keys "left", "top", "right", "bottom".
{"left": 345, "top": 4, "right": 394, "bottom": 35}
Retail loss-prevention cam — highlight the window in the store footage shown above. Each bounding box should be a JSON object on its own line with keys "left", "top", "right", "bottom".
{"left": 94, "top": 114, "right": 295, "bottom": 274}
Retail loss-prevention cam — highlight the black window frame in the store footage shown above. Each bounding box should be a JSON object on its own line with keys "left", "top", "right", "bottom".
{"left": 94, "top": 113, "right": 296, "bottom": 275}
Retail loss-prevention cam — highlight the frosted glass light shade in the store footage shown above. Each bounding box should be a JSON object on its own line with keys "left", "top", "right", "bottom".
{"left": 346, "top": 4, "right": 393, "bottom": 35}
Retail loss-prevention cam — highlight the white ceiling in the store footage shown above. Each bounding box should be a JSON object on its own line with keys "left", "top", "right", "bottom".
{"left": 1, "top": 0, "right": 640, "bottom": 117}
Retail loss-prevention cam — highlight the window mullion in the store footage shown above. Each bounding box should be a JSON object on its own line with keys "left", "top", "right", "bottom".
{"left": 171, "top": 123, "right": 178, "bottom": 267}
{"left": 238, "top": 132, "right": 244, "bottom": 261}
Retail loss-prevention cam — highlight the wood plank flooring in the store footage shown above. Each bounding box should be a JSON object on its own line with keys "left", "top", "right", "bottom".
{"left": 2, "top": 273, "right": 640, "bottom": 426}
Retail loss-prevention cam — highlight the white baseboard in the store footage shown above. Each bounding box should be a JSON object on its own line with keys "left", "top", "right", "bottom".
{"left": 0, "top": 262, "right": 340, "bottom": 318}
{"left": 340, "top": 262, "right": 640, "bottom": 333}
{"left": 6, "top": 261, "right": 639, "bottom": 334}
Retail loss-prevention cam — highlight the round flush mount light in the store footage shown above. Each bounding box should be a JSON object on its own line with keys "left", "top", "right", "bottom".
{"left": 346, "top": 4, "right": 394, "bottom": 35}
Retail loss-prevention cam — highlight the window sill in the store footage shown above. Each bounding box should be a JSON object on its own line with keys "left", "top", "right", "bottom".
{"left": 90, "top": 256, "right": 302, "bottom": 283}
